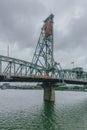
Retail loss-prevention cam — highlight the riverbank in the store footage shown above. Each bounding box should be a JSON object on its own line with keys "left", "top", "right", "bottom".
{"left": 0, "top": 84, "right": 87, "bottom": 92}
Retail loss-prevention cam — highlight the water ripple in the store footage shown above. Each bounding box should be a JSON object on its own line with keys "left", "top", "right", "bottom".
{"left": 0, "top": 90, "right": 87, "bottom": 129}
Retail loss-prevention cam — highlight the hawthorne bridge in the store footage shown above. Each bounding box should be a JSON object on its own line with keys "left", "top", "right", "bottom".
{"left": 0, "top": 14, "right": 87, "bottom": 101}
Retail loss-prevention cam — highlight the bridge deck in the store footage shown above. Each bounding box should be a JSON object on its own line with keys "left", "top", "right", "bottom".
{"left": 0, "top": 75, "right": 87, "bottom": 85}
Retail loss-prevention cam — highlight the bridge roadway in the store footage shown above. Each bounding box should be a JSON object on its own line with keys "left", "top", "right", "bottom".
{"left": 0, "top": 74, "right": 87, "bottom": 85}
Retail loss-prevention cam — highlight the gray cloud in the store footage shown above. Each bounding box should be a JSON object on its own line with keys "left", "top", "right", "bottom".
{"left": 0, "top": 0, "right": 87, "bottom": 70}
{"left": 0, "top": 0, "right": 47, "bottom": 48}
{"left": 53, "top": 0, "right": 87, "bottom": 69}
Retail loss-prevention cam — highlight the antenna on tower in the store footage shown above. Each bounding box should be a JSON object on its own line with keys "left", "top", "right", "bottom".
{"left": 7, "top": 44, "right": 9, "bottom": 57}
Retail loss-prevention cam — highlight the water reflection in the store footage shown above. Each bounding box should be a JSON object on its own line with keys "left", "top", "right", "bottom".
{"left": 41, "top": 102, "right": 56, "bottom": 130}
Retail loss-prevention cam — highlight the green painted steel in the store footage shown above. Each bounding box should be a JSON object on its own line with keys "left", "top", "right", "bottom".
{"left": 30, "top": 14, "right": 61, "bottom": 77}
{"left": 0, "top": 55, "right": 44, "bottom": 77}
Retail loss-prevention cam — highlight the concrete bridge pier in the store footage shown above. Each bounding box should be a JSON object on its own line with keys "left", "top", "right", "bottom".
{"left": 43, "top": 83, "right": 55, "bottom": 102}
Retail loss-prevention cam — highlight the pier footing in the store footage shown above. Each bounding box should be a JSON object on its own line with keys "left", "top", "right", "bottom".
{"left": 43, "top": 83, "right": 55, "bottom": 102}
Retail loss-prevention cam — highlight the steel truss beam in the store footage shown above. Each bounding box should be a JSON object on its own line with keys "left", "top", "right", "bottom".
{"left": 0, "top": 55, "right": 44, "bottom": 78}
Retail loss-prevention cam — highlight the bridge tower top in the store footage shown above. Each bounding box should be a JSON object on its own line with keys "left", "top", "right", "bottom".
{"left": 30, "top": 14, "right": 55, "bottom": 76}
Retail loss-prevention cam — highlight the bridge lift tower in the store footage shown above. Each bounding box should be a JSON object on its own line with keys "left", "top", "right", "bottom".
{"left": 30, "top": 14, "right": 57, "bottom": 101}
{"left": 30, "top": 14, "right": 55, "bottom": 77}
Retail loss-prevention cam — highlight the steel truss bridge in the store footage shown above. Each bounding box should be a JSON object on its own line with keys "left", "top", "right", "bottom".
{"left": 0, "top": 14, "right": 87, "bottom": 85}
{"left": 0, "top": 55, "right": 87, "bottom": 85}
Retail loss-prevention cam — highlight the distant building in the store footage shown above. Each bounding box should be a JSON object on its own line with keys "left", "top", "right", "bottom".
{"left": 61, "top": 67, "right": 87, "bottom": 80}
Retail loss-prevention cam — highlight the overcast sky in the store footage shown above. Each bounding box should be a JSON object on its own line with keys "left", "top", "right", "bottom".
{"left": 0, "top": 0, "right": 87, "bottom": 70}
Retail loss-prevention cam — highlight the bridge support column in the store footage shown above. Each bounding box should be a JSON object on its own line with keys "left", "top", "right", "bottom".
{"left": 43, "top": 83, "right": 55, "bottom": 102}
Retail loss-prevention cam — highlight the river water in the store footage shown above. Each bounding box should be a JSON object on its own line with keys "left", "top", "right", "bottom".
{"left": 0, "top": 90, "right": 87, "bottom": 130}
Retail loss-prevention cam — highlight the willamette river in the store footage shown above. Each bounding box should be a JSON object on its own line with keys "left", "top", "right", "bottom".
{"left": 0, "top": 90, "right": 87, "bottom": 130}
